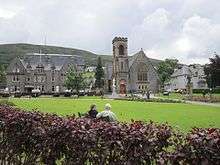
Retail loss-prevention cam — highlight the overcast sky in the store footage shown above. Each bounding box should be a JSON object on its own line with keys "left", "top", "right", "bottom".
{"left": 0, "top": 0, "right": 220, "bottom": 64}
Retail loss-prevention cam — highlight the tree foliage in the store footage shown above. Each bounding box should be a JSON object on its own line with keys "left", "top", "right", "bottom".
{"left": 157, "top": 59, "right": 179, "bottom": 86}
{"left": 64, "top": 67, "right": 85, "bottom": 94}
{"left": 204, "top": 54, "right": 220, "bottom": 88}
{"left": 95, "top": 56, "right": 104, "bottom": 89}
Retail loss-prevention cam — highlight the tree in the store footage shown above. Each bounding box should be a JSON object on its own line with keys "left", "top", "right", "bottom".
{"left": 95, "top": 57, "right": 104, "bottom": 89}
{"left": 0, "top": 65, "right": 6, "bottom": 83}
{"left": 157, "top": 59, "right": 179, "bottom": 86}
{"left": 204, "top": 53, "right": 220, "bottom": 88}
{"left": 64, "top": 67, "right": 84, "bottom": 94}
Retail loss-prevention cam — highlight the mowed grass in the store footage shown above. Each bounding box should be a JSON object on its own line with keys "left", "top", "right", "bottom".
{"left": 10, "top": 98, "right": 220, "bottom": 132}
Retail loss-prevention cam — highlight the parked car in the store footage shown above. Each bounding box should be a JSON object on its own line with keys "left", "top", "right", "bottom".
{"left": 163, "top": 91, "right": 170, "bottom": 96}
{"left": 31, "top": 89, "right": 41, "bottom": 97}
{"left": 64, "top": 90, "right": 72, "bottom": 97}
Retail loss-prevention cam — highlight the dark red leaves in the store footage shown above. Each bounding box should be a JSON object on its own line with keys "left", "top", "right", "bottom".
{"left": 0, "top": 105, "right": 219, "bottom": 164}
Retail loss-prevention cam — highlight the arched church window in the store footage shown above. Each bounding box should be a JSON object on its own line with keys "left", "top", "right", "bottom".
{"left": 119, "top": 45, "right": 124, "bottom": 55}
{"left": 137, "top": 63, "right": 148, "bottom": 81}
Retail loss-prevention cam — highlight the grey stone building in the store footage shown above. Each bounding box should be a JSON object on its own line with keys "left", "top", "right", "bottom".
{"left": 164, "top": 64, "right": 207, "bottom": 91}
{"left": 104, "top": 37, "right": 160, "bottom": 94}
{"left": 6, "top": 53, "right": 84, "bottom": 94}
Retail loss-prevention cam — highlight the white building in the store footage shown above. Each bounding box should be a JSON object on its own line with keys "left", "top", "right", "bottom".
{"left": 165, "top": 64, "right": 207, "bottom": 91}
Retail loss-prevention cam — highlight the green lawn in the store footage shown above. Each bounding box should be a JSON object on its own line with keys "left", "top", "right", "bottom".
{"left": 10, "top": 97, "right": 220, "bottom": 132}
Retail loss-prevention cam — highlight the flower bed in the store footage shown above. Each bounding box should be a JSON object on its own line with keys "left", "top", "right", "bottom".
{"left": 115, "top": 97, "right": 183, "bottom": 103}
{"left": 0, "top": 106, "right": 219, "bottom": 164}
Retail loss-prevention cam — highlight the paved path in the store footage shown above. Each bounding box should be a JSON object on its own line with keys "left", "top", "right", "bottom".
{"left": 154, "top": 96, "right": 220, "bottom": 107}
{"left": 185, "top": 100, "right": 220, "bottom": 107}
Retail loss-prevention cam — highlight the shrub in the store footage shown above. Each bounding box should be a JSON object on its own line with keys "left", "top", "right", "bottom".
{"left": 64, "top": 92, "right": 72, "bottom": 97}
{"left": 0, "top": 106, "right": 219, "bottom": 164}
{"left": 193, "top": 88, "right": 220, "bottom": 94}
{"left": 53, "top": 93, "right": 60, "bottom": 97}
{"left": 168, "top": 128, "right": 220, "bottom": 164}
{"left": 193, "top": 89, "right": 209, "bottom": 94}
{"left": 14, "top": 92, "right": 22, "bottom": 98}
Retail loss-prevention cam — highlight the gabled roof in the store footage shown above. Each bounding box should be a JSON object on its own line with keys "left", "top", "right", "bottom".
{"left": 171, "top": 65, "right": 191, "bottom": 77}
{"left": 19, "top": 53, "right": 85, "bottom": 71}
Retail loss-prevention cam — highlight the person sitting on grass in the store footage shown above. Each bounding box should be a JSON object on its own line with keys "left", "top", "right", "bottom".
{"left": 96, "top": 103, "right": 117, "bottom": 122}
{"left": 88, "top": 104, "right": 98, "bottom": 118}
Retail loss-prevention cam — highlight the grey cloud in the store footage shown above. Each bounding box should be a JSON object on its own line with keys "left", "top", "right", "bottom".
{"left": 0, "top": 0, "right": 220, "bottom": 64}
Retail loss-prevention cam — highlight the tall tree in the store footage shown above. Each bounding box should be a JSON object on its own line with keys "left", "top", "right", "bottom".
{"left": 64, "top": 67, "right": 84, "bottom": 94}
{"left": 157, "top": 58, "right": 179, "bottom": 86}
{"left": 95, "top": 57, "right": 104, "bottom": 89}
{"left": 204, "top": 54, "right": 220, "bottom": 88}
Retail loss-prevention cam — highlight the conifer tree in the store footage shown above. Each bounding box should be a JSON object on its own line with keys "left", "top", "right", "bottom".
{"left": 95, "top": 57, "right": 104, "bottom": 89}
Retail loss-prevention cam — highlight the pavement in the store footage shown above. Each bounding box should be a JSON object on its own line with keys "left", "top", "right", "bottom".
{"left": 185, "top": 100, "right": 220, "bottom": 107}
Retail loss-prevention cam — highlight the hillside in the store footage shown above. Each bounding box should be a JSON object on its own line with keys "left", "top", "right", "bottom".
{"left": 0, "top": 43, "right": 161, "bottom": 67}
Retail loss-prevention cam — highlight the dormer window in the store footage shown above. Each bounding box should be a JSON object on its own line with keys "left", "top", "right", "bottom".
{"left": 13, "top": 68, "right": 20, "bottom": 73}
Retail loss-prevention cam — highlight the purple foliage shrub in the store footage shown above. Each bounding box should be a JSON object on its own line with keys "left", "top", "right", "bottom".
{"left": 0, "top": 105, "right": 219, "bottom": 164}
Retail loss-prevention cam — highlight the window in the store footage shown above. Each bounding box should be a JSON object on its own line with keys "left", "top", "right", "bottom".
{"left": 121, "top": 62, "right": 124, "bottom": 70}
{"left": 42, "top": 85, "right": 44, "bottom": 92}
{"left": 26, "top": 77, "right": 30, "bottom": 82}
{"left": 41, "top": 76, "right": 45, "bottom": 82}
{"left": 51, "top": 71, "right": 55, "bottom": 82}
{"left": 119, "top": 45, "right": 124, "bottom": 55}
{"left": 52, "top": 86, "right": 55, "bottom": 92}
{"left": 13, "top": 68, "right": 20, "bottom": 73}
{"left": 137, "top": 63, "right": 148, "bottom": 81}
{"left": 12, "top": 76, "right": 19, "bottom": 82}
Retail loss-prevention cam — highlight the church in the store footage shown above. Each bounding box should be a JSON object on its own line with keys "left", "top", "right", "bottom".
{"left": 104, "top": 37, "right": 160, "bottom": 94}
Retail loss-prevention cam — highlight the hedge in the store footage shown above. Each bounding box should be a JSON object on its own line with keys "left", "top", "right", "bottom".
{"left": 0, "top": 106, "right": 219, "bottom": 164}
{"left": 193, "top": 88, "right": 220, "bottom": 94}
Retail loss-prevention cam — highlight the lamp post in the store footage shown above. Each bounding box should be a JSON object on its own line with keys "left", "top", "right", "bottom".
{"left": 209, "top": 73, "right": 212, "bottom": 99}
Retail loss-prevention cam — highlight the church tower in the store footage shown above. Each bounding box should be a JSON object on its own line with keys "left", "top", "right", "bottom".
{"left": 112, "top": 37, "right": 129, "bottom": 94}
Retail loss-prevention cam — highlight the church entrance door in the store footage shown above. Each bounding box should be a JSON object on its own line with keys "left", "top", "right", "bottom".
{"left": 119, "top": 80, "right": 126, "bottom": 94}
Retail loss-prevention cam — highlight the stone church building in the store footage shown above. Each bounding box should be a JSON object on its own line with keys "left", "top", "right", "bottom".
{"left": 104, "top": 37, "right": 160, "bottom": 94}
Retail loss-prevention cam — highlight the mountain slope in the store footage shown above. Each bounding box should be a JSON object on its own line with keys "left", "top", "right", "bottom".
{"left": 0, "top": 43, "right": 161, "bottom": 67}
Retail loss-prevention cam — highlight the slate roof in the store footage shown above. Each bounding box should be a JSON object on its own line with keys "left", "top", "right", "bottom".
{"left": 20, "top": 53, "right": 85, "bottom": 70}
{"left": 171, "top": 65, "right": 192, "bottom": 77}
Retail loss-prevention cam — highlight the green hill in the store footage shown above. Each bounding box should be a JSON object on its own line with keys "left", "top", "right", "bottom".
{"left": 0, "top": 43, "right": 161, "bottom": 67}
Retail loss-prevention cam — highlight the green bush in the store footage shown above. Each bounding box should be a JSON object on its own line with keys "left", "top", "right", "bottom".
{"left": 193, "top": 89, "right": 209, "bottom": 93}
{"left": 193, "top": 88, "right": 220, "bottom": 94}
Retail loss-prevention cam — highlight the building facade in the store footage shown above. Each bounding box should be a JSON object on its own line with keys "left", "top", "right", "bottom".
{"left": 104, "top": 37, "right": 160, "bottom": 94}
{"left": 164, "top": 64, "right": 207, "bottom": 91}
{"left": 6, "top": 53, "right": 84, "bottom": 94}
